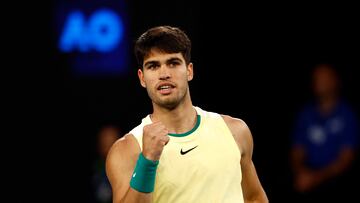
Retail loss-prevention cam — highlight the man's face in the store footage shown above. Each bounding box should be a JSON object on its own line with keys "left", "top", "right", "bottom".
{"left": 137, "top": 49, "right": 193, "bottom": 109}
{"left": 312, "top": 65, "right": 339, "bottom": 98}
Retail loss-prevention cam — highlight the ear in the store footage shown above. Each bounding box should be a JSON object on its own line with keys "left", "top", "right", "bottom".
{"left": 137, "top": 68, "right": 146, "bottom": 88}
{"left": 187, "top": 63, "right": 194, "bottom": 81}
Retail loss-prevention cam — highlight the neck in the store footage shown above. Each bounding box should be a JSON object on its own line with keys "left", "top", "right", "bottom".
{"left": 318, "top": 94, "right": 338, "bottom": 115}
{"left": 151, "top": 95, "right": 197, "bottom": 134}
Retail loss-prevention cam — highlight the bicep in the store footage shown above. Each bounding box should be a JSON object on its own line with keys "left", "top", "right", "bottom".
{"left": 241, "top": 154, "right": 267, "bottom": 201}
{"left": 222, "top": 115, "right": 267, "bottom": 202}
{"left": 106, "top": 135, "right": 140, "bottom": 202}
{"left": 239, "top": 128, "right": 266, "bottom": 201}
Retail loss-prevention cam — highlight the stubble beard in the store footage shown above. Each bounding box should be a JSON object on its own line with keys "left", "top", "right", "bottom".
{"left": 148, "top": 87, "right": 188, "bottom": 110}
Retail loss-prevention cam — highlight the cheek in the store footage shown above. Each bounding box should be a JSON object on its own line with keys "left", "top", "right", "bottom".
{"left": 143, "top": 75, "right": 157, "bottom": 87}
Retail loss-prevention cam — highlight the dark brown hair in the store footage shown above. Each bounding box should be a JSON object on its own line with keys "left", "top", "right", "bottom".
{"left": 134, "top": 25, "right": 191, "bottom": 67}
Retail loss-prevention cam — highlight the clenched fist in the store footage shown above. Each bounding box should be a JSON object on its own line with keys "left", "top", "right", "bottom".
{"left": 142, "top": 121, "right": 170, "bottom": 161}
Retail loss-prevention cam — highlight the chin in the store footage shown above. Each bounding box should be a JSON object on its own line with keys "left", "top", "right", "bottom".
{"left": 157, "top": 98, "right": 180, "bottom": 109}
{"left": 161, "top": 102, "right": 178, "bottom": 110}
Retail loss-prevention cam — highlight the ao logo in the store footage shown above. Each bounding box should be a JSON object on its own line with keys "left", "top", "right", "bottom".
{"left": 59, "top": 8, "right": 124, "bottom": 53}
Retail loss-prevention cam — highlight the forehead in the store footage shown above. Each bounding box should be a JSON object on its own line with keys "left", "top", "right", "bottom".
{"left": 313, "top": 65, "right": 337, "bottom": 79}
{"left": 143, "top": 49, "right": 185, "bottom": 64}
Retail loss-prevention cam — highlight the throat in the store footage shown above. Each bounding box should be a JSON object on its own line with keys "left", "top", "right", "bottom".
{"left": 151, "top": 106, "right": 198, "bottom": 135}
{"left": 168, "top": 114, "right": 200, "bottom": 137}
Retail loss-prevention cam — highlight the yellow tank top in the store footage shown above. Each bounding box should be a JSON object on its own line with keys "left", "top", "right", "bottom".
{"left": 130, "top": 106, "right": 244, "bottom": 203}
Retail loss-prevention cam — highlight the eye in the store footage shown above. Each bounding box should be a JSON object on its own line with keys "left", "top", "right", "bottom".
{"left": 146, "top": 64, "right": 159, "bottom": 70}
{"left": 169, "top": 61, "right": 180, "bottom": 67}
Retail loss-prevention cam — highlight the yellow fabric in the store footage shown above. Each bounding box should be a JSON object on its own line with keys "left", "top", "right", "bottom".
{"left": 130, "top": 107, "right": 244, "bottom": 203}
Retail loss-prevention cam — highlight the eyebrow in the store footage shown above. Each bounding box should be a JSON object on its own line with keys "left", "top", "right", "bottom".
{"left": 144, "top": 57, "right": 183, "bottom": 68}
{"left": 143, "top": 60, "right": 159, "bottom": 68}
{"left": 167, "top": 57, "right": 183, "bottom": 63}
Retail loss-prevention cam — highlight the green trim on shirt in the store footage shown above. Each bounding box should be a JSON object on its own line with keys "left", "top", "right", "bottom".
{"left": 168, "top": 115, "right": 201, "bottom": 137}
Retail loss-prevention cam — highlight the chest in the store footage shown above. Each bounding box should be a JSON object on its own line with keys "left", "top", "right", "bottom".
{"left": 305, "top": 116, "right": 346, "bottom": 145}
{"left": 156, "top": 126, "right": 240, "bottom": 185}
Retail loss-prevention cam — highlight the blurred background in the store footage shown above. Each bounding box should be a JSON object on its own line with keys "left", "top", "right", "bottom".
{"left": 8, "top": 0, "right": 359, "bottom": 202}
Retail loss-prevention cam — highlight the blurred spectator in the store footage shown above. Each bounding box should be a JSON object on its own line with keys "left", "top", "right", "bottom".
{"left": 290, "top": 63, "right": 358, "bottom": 202}
{"left": 92, "top": 125, "right": 120, "bottom": 203}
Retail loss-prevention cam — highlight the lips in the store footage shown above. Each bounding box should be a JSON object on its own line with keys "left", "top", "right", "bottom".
{"left": 157, "top": 82, "right": 176, "bottom": 95}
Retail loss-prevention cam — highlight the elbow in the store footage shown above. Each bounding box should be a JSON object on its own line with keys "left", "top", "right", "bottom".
{"left": 245, "top": 193, "right": 269, "bottom": 203}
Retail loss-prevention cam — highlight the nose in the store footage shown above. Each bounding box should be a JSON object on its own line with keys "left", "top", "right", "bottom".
{"left": 159, "top": 65, "right": 171, "bottom": 80}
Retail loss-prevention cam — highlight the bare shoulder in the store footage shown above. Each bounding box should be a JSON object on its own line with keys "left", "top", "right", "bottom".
{"left": 106, "top": 133, "right": 141, "bottom": 199}
{"left": 221, "top": 115, "right": 252, "bottom": 141}
{"left": 221, "top": 114, "right": 253, "bottom": 156}
{"left": 106, "top": 134, "right": 140, "bottom": 177}
{"left": 105, "top": 133, "right": 141, "bottom": 200}
{"left": 106, "top": 133, "right": 140, "bottom": 166}
{"left": 108, "top": 133, "right": 139, "bottom": 153}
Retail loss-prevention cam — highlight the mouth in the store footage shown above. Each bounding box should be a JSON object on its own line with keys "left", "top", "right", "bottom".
{"left": 157, "top": 83, "right": 175, "bottom": 95}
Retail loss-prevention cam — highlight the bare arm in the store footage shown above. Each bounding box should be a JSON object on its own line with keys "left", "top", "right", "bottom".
{"left": 106, "top": 121, "right": 169, "bottom": 203}
{"left": 105, "top": 134, "right": 152, "bottom": 203}
{"left": 290, "top": 145, "right": 307, "bottom": 174}
{"left": 317, "top": 147, "right": 355, "bottom": 180}
{"left": 223, "top": 115, "right": 268, "bottom": 203}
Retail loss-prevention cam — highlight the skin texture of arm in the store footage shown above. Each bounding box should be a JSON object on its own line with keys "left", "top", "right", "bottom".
{"left": 222, "top": 115, "right": 269, "bottom": 203}
{"left": 106, "top": 134, "right": 153, "bottom": 203}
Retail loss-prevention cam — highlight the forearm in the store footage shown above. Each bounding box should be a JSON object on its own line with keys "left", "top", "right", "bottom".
{"left": 242, "top": 161, "right": 269, "bottom": 203}
{"left": 317, "top": 149, "right": 354, "bottom": 181}
{"left": 119, "top": 153, "right": 158, "bottom": 203}
{"left": 119, "top": 188, "right": 152, "bottom": 203}
{"left": 245, "top": 200, "right": 268, "bottom": 203}
{"left": 291, "top": 146, "right": 308, "bottom": 174}
{"left": 244, "top": 194, "right": 269, "bottom": 203}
